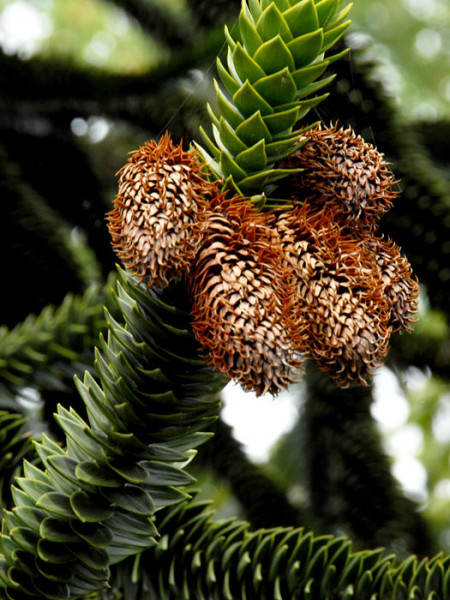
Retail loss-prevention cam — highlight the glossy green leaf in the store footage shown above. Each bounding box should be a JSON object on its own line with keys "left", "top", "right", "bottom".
{"left": 104, "top": 456, "right": 148, "bottom": 484}
{"left": 256, "top": 4, "right": 293, "bottom": 43}
{"left": 263, "top": 105, "right": 300, "bottom": 135}
{"left": 144, "top": 484, "right": 190, "bottom": 509}
{"left": 298, "top": 73, "right": 335, "bottom": 98}
{"left": 232, "top": 43, "right": 266, "bottom": 84}
{"left": 215, "top": 83, "right": 244, "bottom": 130}
{"left": 253, "top": 36, "right": 295, "bottom": 74}
{"left": 22, "top": 461, "right": 52, "bottom": 486}
{"left": 40, "top": 517, "right": 78, "bottom": 543}
{"left": 107, "top": 510, "right": 157, "bottom": 538}
{"left": 75, "top": 460, "right": 121, "bottom": 488}
{"left": 3, "top": 512, "right": 22, "bottom": 534}
{"left": 108, "top": 530, "right": 155, "bottom": 552}
{"left": 273, "top": 0, "right": 291, "bottom": 10}
{"left": 287, "top": 29, "right": 324, "bottom": 68}
{"left": 193, "top": 143, "right": 223, "bottom": 179}
{"left": 224, "top": 25, "right": 237, "bottom": 52}
{"left": 161, "top": 431, "right": 214, "bottom": 453}
{"left": 102, "top": 484, "right": 154, "bottom": 515}
{"left": 47, "top": 455, "right": 92, "bottom": 493}
{"left": 238, "top": 172, "right": 269, "bottom": 195}
{"left": 217, "top": 58, "right": 240, "bottom": 96}
{"left": 266, "top": 136, "right": 304, "bottom": 161}
{"left": 322, "top": 20, "right": 351, "bottom": 52}
{"left": 332, "top": 2, "right": 353, "bottom": 27}
{"left": 36, "top": 492, "right": 75, "bottom": 519}
{"left": 9, "top": 527, "right": 39, "bottom": 555}
{"left": 297, "top": 92, "right": 329, "bottom": 118}
{"left": 70, "top": 521, "right": 113, "bottom": 549}
{"left": 235, "top": 139, "right": 268, "bottom": 173}
{"left": 291, "top": 60, "right": 329, "bottom": 88}
{"left": 69, "top": 542, "right": 109, "bottom": 570}
{"left": 233, "top": 80, "right": 274, "bottom": 117}
{"left": 0, "top": 534, "right": 16, "bottom": 565}
{"left": 284, "top": 0, "right": 319, "bottom": 38}
{"left": 254, "top": 67, "right": 297, "bottom": 105}
{"left": 70, "top": 490, "right": 114, "bottom": 523}
{"left": 35, "top": 558, "right": 73, "bottom": 583}
{"left": 236, "top": 111, "right": 272, "bottom": 146}
{"left": 16, "top": 477, "right": 53, "bottom": 502}
{"left": 324, "top": 46, "right": 350, "bottom": 64}
{"left": 55, "top": 412, "right": 106, "bottom": 462}
{"left": 199, "top": 128, "right": 221, "bottom": 161}
{"left": 220, "top": 151, "right": 248, "bottom": 181}
{"left": 239, "top": 10, "right": 263, "bottom": 56}
{"left": 265, "top": 166, "right": 304, "bottom": 184}
{"left": 248, "top": 0, "right": 262, "bottom": 19}
{"left": 226, "top": 47, "right": 243, "bottom": 86}
{"left": 218, "top": 118, "right": 248, "bottom": 157}
{"left": 12, "top": 507, "right": 44, "bottom": 531}
{"left": 316, "top": 0, "right": 339, "bottom": 27}
{"left": 11, "top": 486, "right": 35, "bottom": 508}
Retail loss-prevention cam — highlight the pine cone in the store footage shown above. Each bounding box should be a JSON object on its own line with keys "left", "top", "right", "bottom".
{"left": 188, "top": 197, "right": 304, "bottom": 396}
{"left": 365, "top": 235, "right": 420, "bottom": 333}
{"left": 107, "top": 132, "right": 218, "bottom": 288}
{"left": 274, "top": 206, "right": 393, "bottom": 386}
{"left": 280, "top": 124, "right": 398, "bottom": 229}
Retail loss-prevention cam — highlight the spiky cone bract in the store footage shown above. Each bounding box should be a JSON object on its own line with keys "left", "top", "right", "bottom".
{"left": 197, "top": 0, "right": 353, "bottom": 197}
{"left": 279, "top": 123, "right": 399, "bottom": 229}
{"left": 365, "top": 234, "right": 420, "bottom": 334}
{"left": 273, "top": 205, "right": 394, "bottom": 386}
{"left": 188, "top": 196, "right": 306, "bottom": 396}
{"left": 107, "top": 133, "right": 218, "bottom": 289}
{"left": 0, "top": 269, "right": 226, "bottom": 599}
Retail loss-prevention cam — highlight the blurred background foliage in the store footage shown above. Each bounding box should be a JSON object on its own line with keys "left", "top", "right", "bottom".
{"left": 0, "top": 0, "right": 449, "bottom": 571}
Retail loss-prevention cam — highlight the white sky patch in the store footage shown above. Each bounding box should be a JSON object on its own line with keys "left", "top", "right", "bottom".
{"left": 221, "top": 382, "right": 299, "bottom": 463}
{"left": 372, "top": 367, "right": 410, "bottom": 430}
{"left": 70, "top": 116, "right": 110, "bottom": 143}
{"left": 434, "top": 479, "right": 450, "bottom": 500}
{"left": 0, "top": 0, "right": 52, "bottom": 57}
{"left": 392, "top": 457, "right": 428, "bottom": 503}
{"left": 415, "top": 28, "right": 442, "bottom": 60}
{"left": 385, "top": 424, "right": 424, "bottom": 457}
{"left": 432, "top": 394, "right": 450, "bottom": 443}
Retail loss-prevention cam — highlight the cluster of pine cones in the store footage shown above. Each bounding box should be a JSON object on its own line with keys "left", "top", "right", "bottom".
{"left": 107, "top": 127, "right": 419, "bottom": 395}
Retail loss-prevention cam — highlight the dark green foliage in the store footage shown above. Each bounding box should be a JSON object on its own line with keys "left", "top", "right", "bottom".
{"left": 0, "top": 412, "right": 34, "bottom": 510}
{"left": 0, "top": 269, "right": 225, "bottom": 598}
{"left": 105, "top": 497, "right": 450, "bottom": 600}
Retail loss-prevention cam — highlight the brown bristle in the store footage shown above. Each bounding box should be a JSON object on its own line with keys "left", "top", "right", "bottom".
{"left": 188, "top": 196, "right": 306, "bottom": 396}
{"left": 365, "top": 235, "right": 420, "bottom": 333}
{"left": 280, "top": 123, "right": 398, "bottom": 229}
{"left": 272, "top": 205, "right": 393, "bottom": 387}
{"left": 107, "top": 132, "right": 218, "bottom": 288}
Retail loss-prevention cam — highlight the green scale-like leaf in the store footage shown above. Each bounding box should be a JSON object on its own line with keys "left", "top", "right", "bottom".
{"left": 0, "top": 270, "right": 227, "bottom": 599}
{"left": 132, "top": 497, "right": 450, "bottom": 600}
{"left": 197, "top": 0, "right": 352, "bottom": 199}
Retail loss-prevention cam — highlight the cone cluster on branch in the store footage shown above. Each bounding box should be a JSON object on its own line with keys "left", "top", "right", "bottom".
{"left": 108, "top": 126, "right": 418, "bottom": 394}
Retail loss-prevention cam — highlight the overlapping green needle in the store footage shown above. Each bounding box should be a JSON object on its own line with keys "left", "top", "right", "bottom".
{"left": 197, "top": 0, "right": 352, "bottom": 199}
